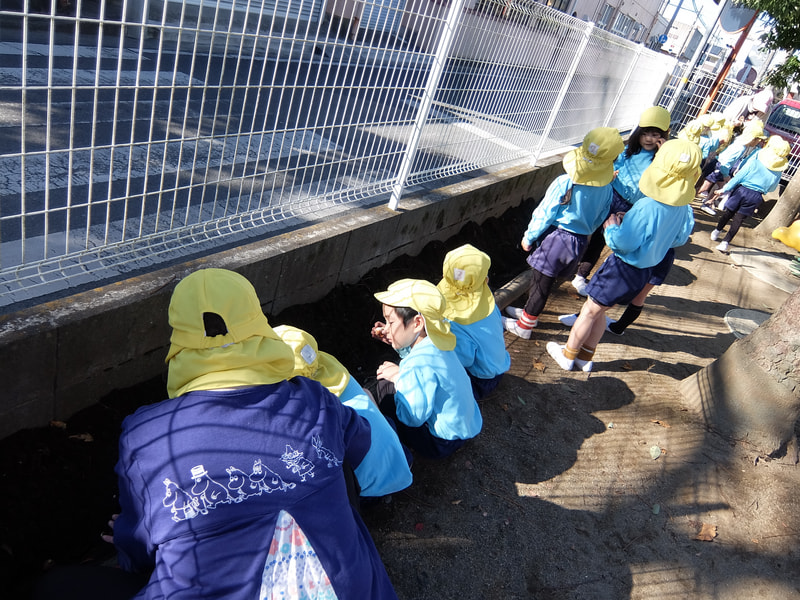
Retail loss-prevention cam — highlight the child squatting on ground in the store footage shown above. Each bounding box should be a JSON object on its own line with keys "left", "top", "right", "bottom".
{"left": 709, "top": 135, "right": 791, "bottom": 253}
{"left": 274, "top": 324, "right": 413, "bottom": 499}
{"left": 369, "top": 279, "right": 483, "bottom": 460}
{"left": 572, "top": 106, "right": 671, "bottom": 296}
{"left": 436, "top": 244, "right": 511, "bottom": 400}
{"left": 41, "top": 269, "right": 399, "bottom": 600}
{"left": 503, "top": 126, "right": 625, "bottom": 340}
{"left": 546, "top": 138, "right": 700, "bottom": 373}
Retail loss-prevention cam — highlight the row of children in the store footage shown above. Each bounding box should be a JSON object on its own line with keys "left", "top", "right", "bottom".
{"left": 501, "top": 106, "right": 698, "bottom": 371}
{"left": 682, "top": 111, "right": 791, "bottom": 253}
{"left": 70, "top": 244, "right": 512, "bottom": 600}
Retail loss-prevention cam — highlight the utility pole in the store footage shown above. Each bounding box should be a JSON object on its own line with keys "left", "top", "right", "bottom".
{"left": 699, "top": 9, "right": 759, "bottom": 114}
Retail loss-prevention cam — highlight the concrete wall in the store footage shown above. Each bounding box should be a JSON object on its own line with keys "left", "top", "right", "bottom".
{"left": 0, "top": 156, "right": 564, "bottom": 440}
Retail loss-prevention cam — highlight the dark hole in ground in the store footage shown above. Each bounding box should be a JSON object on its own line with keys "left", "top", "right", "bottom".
{"left": 0, "top": 199, "right": 536, "bottom": 597}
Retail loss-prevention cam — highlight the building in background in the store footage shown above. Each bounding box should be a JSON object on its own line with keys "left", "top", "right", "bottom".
{"left": 568, "top": 0, "right": 667, "bottom": 44}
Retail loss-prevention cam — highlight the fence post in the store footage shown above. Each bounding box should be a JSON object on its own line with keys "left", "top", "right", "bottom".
{"left": 387, "top": 0, "right": 467, "bottom": 211}
{"left": 530, "top": 20, "right": 594, "bottom": 167}
{"left": 602, "top": 44, "right": 644, "bottom": 128}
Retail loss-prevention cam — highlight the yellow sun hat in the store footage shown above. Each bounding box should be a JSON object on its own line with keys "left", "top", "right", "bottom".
{"left": 562, "top": 127, "right": 625, "bottom": 187}
{"left": 717, "top": 123, "right": 733, "bottom": 144}
{"left": 738, "top": 119, "right": 766, "bottom": 144}
{"left": 639, "top": 106, "right": 671, "bottom": 132}
{"left": 758, "top": 136, "right": 791, "bottom": 171}
{"left": 166, "top": 268, "right": 296, "bottom": 398}
{"left": 638, "top": 139, "right": 702, "bottom": 207}
{"left": 699, "top": 113, "right": 717, "bottom": 130}
{"left": 436, "top": 244, "right": 495, "bottom": 325}
{"left": 677, "top": 120, "right": 703, "bottom": 144}
{"left": 704, "top": 112, "right": 725, "bottom": 131}
{"left": 374, "top": 279, "right": 456, "bottom": 351}
{"left": 273, "top": 325, "right": 350, "bottom": 397}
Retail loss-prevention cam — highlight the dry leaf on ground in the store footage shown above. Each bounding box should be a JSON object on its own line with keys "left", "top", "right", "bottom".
{"left": 696, "top": 523, "right": 717, "bottom": 542}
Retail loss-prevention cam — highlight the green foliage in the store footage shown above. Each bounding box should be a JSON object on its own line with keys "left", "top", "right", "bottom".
{"left": 763, "top": 54, "right": 800, "bottom": 91}
{"left": 738, "top": 0, "right": 800, "bottom": 51}
{"left": 737, "top": 0, "right": 800, "bottom": 89}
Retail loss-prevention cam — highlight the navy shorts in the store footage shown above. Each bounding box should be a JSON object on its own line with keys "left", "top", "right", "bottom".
{"left": 527, "top": 228, "right": 588, "bottom": 279}
{"left": 649, "top": 248, "right": 675, "bottom": 286}
{"left": 705, "top": 168, "right": 727, "bottom": 184}
{"left": 586, "top": 254, "right": 653, "bottom": 307}
{"left": 724, "top": 185, "right": 763, "bottom": 216}
{"left": 610, "top": 190, "right": 633, "bottom": 214}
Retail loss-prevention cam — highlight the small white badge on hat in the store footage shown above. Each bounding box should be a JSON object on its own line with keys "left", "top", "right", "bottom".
{"left": 300, "top": 344, "right": 317, "bottom": 365}
{"left": 679, "top": 152, "right": 690, "bottom": 163}
{"left": 453, "top": 267, "right": 466, "bottom": 282}
{"left": 588, "top": 142, "right": 600, "bottom": 156}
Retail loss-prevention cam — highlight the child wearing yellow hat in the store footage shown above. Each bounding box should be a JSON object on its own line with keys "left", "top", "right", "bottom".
{"left": 546, "top": 139, "right": 700, "bottom": 372}
{"left": 710, "top": 135, "right": 791, "bottom": 253}
{"left": 697, "top": 119, "right": 766, "bottom": 213}
{"left": 572, "top": 107, "right": 670, "bottom": 296}
{"left": 114, "top": 269, "right": 398, "bottom": 599}
{"left": 370, "top": 279, "right": 482, "bottom": 459}
{"left": 274, "top": 325, "right": 413, "bottom": 498}
{"left": 503, "top": 127, "right": 625, "bottom": 339}
{"left": 436, "top": 244, "right": 511, "bottom": 399}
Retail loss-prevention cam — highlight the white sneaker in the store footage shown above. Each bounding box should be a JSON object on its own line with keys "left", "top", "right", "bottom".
{"left": 716, "top": 241, "right": 729, "bottom": 253}
{"left": 504, "top": 306, "right": 525, "bottom": 321}
{"left": 558, "top": 313, "right": 578, "bottom": 327}
{"left": 574, "top": 358, "right": 593, "bottom": 372}
{"left": 701, "top": 205, "right": 716, "bottom": 216}
{"left": 710, "top": 229, "right": 721, "bottom": 241}
{"left": 503, "top": 317, "right": 532, "bottom": 340}
{"left": 546, "top": 342, "right": 574, "bottom": 371}
{"left": 571, "top": 275, "right": 588, "bottom": 296}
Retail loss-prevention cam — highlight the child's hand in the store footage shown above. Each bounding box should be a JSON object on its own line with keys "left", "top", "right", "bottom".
{"left": 100, "top": 513, "right": 119, "bottom": 544}
{"left": 712, "top": 189, "right": 722, "bottom": 197}
{"left": 520, "top": 237, "right": 532, "bottom": 252}
{"left": 603, "top": 213, "right": 622, "bottom": 229}
{"left": 371, "top": 322, "right": 390, "bottom": 344}
{"left": 655, "top": 137, "right": 666, "bottom": 149}
{"left": 376, "top": 361, "right": 400, "bottom": 382}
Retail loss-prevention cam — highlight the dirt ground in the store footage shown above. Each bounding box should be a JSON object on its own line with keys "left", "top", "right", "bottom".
{"left": 2, "top": 199, "right": 800, "bottom": 599}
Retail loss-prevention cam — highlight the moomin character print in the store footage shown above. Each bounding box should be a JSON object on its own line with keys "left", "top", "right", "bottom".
{"left": 190, "top": 465, "right": 234, "bottom": 513}
{"left": 311, "top": 434, "right": 342, "bottom": 468}
{"left": 162, "top": 478, "right": 199, "bottom": 522}
{"left": 249, "top": 458, "right": 296, "bottom": 494}
{"left": 281, "top": 445, "right": 315, "bottom": 482}
{"left": 226, "top": 466, "right": 255, "bottom": 502}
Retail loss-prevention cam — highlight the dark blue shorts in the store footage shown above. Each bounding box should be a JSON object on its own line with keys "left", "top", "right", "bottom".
{"left": 705, "top": 168, "right": 728, "bottom": 184}
{"left": 724, "top": 185, "right": 764, "bottom": 216}
{"left": 610, "top": 190, "right": 633, "bottom": 214}
{"left": 586, "top": 254, "right": 653, "bottom": 307}
{"left": 527, "top": 228, "right": 588, "bottom": 279}
{"left": 649, "top": 248, "right": 675, "bottom": 286}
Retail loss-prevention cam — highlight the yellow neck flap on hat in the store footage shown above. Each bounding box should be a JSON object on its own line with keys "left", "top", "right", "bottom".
{"left": 167, "top": 336, "right": 297, "bottom": 398}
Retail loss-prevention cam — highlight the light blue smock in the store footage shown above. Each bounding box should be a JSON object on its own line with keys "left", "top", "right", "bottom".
{"left": 611, "top": 148, "right": 655, "bottom": 204}
{"left": 523, "top": 174, "right": 614, "bottom": 245}
{"left": 604, "top": 197, "right": 694, "bottom": 269}
{"left": 341, "top": 377, "right": 413, "bottom": 497}
{"left": 447, "top": 306, "right": 511, "bottom": 380}
{"left": 721, "top": 149, "right": 782, "bottom": 195}
{"left": 395, "top": 337, "right": 482, "bottom": 441}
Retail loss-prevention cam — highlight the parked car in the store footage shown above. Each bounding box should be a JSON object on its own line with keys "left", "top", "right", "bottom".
{"left": 763, "top": 98, "right": 800, "bottom": 182}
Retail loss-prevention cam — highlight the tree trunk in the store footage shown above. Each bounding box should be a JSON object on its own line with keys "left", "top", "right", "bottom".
{"left": 678, "top": 287, "right": 800, "bottom": 460}
{"left": 756, "top": 173, "right": 800, "bottom": 235}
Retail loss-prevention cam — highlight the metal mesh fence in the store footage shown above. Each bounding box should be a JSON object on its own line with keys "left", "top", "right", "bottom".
{"left": 1, "top": 0, "right": 674, "bottom": 307}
